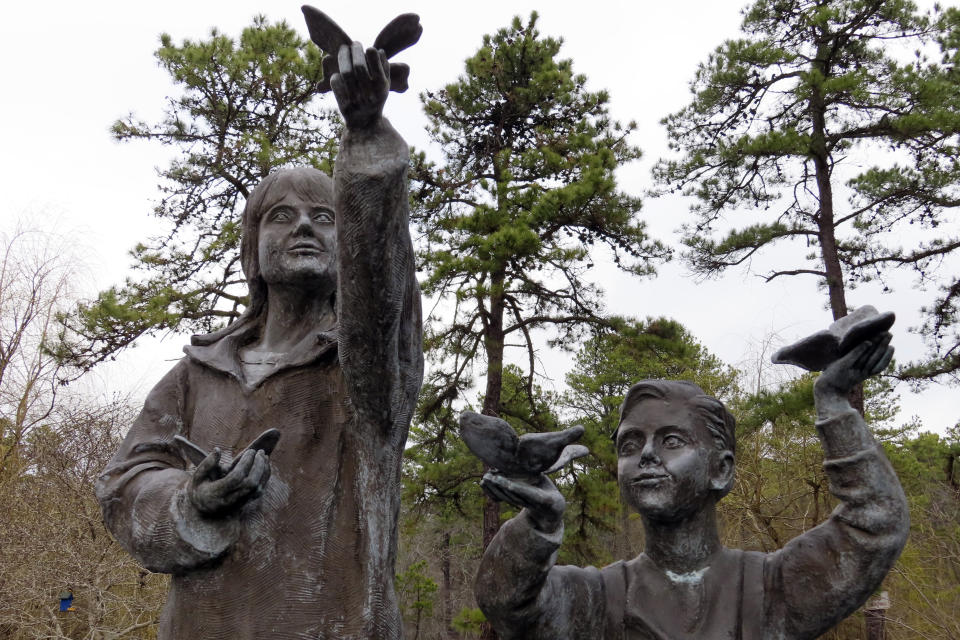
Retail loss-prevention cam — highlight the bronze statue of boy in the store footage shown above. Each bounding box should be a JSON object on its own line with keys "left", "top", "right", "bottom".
{"left": 475, "top": 332, "right": 908, "bottom": 639}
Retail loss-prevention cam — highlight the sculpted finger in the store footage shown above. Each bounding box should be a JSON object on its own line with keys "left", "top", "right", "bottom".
{"left": 482, "top": 472, "right": 528, "bottom": 505}
{"left": 219, "top": 460, "right": 266, "bottom": 504}
{"left": 482, "top": 472, "right": 515, "bottom": 494}
{"left": 844, "top": 341, "right": 872, "bottom": 368}
{"left": 330, "top": 72, "right": 346, "bottom": 99}
{"left": 864, "top": 333, "right": 893, "bottom": 371}
{"left": 870, "top": 346, "right": 894, "bottom": 376}
{"left": 379, "top": 48, "right": 389, "bottom": 78}
{"left": 338, "top": 43, "right": 353, "bottom": 79}
{"left": 194, "top": 448, "right": 222, "bottom": 483}
{"left": 480, "top": 478, "right": 511, "bottom": 504}
{"left": 225, "top": 449, "right": 256, "bottom": 484}
{"left": 244, "top": 451, "right": 271, "bottom": 496}
{"left": 484, "top": 473, "right": 551, "bottom": 511}
{"left": 351, "top": 41, "right": 369, "bottom": 80}
{"left": 853, "top": 335, "right": 887, "bottom": 374}
{"left": 365, "top": 47, "right": 387, "bottom": 82}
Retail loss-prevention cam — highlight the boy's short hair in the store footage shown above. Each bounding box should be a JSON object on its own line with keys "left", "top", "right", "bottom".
{"left": 612, "top": 380, "right": 736, "bottom": 454}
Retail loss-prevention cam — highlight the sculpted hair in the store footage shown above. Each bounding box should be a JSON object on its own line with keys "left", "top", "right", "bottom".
{"left": 614, "top": 379, "right": 736, "bottom": 455}
{"left": 191, "top": 167, "right": 336, "bottom": 346}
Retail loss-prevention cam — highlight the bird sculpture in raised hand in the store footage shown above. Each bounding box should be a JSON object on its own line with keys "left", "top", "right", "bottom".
{"left": 301, "top": 6, "right": 422, "bottom": 93}
{"left": 459, "top": 411, "right": 588, "bottom": 477}
{"left": 772, "top": 305, "right": 895, "bottom": 371}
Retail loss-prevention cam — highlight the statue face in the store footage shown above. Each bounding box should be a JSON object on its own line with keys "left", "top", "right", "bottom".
{"left": 257, "top": 191, "right": 336, "bottom": 292}
{"left": 616, "top": 398, "right": 725, "bottom": 522}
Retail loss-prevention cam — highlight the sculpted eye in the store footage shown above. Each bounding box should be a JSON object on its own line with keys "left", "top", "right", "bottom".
{"left": 312, "top": 209, "right": 334, "bottom": 223}
{"left": 662, "top": 434, "right": 686, "bottom": 449}
{"left": 268, "top": 207, "right": 292, "bottom": 222}
{"left": 619, "top": 441, "right": 640, "bottom": 456}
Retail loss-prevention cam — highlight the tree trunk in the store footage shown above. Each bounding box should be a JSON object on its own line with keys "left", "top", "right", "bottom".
{"left": 441, "top": 531, "right": 458, "bottom": 639}
{"left": 864, "top": 592, "right": 890, "bottom": 640}
{"left": 481, "top": 275, "right": 506, "bottom": 551}
{"left": 865, "top": 609, "right": 886, "bottom": 640}
{"left": 809, "top": 50, "right": 848, "bottom": 324}
{"left": 947, "top": 452, "right": 959, "bottom": 492}
{"left": 480, "top": 272, "right": 506, "bottom": 640}
{"left": 810, "top": 42, "right": 864, "bottom": 416}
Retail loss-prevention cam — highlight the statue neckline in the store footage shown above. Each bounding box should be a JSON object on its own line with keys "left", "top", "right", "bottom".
{"left": 184, "top": 326, "right": 339, "bottom": 392}
{"left": 239, "top": 350, "right": 285, "bottom": 365}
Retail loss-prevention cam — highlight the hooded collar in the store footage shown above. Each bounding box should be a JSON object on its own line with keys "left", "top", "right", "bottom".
{"left": 184, "top": 323, "right": 338, "bottom": 393}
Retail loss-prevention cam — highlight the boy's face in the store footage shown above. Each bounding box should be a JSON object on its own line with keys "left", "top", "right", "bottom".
{"left": 616, "top": 398, "right": 731, "bottom": 522}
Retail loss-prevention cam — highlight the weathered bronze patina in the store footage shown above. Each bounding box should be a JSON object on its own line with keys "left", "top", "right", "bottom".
{"left": 473, "top": 322, "right": 908, "bottom": 639}
{"left": 97, "top": 9, "right": 422, "bottom": 638}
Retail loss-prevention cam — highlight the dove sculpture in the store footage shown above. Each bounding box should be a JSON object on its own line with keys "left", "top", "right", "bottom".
{"left": 459, "top": 411, "right": 588, "bottom": 476}
{"left": 174, "top": 428, "right": 281, "bottom": 470}
{"left": 771, "top": 305, "right": 895, "bottom": 372}
{"left": 301, "top": 6, "right": 422, "bottom": 93}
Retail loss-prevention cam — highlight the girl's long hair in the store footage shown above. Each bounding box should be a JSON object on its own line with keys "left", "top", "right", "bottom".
{"left": 191, "top": 167, "right": 335, "bottom": 346}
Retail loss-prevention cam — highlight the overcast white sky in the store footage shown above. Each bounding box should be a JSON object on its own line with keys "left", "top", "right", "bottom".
{"left": 2, "top": 0, "right": 957, "bottom": 433}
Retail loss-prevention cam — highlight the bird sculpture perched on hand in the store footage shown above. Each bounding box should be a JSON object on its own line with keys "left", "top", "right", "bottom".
{"left": 772, "top": 305, "right": 895, "bottom": 372}
{"left": 459, "top": 411, "right": 588, "bottom": 477}
{"left": 301, "top": 6, "right": 422, "bottom": 93}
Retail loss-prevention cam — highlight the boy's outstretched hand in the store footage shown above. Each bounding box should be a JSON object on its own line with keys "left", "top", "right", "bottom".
{"left": 481, "top": 472, "right": 565, "bottom": 535}
{"left": 814, "top": 332, "right": 893, "bottom": 419}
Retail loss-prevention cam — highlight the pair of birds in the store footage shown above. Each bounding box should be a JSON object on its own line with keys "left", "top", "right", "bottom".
{"left": 299, "top": 6, "right": 589, "bottom": 480}
{"left": 299, "top": 7, "right": 899, "bottom": 482}
{"left": 462, "top": 306, "right": 896, "bottom": 477}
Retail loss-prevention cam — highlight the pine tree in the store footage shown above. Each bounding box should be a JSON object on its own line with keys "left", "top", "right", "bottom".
{"left": 410, "top": 12, "right": 666, "bottom": 563}
{"left": 56, "top": 17, "right": 338, "bottom": 371}
{"left": 654, "top": 0, "right": 960, "bottom": 385}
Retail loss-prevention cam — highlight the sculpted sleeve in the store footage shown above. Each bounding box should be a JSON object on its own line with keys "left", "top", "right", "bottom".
{"left": 96, "top": 361, "right": 239, "bottom": 574}
{"left": 334, "top": 117, "right": 423, "bottom": 438}
{"left": 476, "top": 513, "right": 611, "bottom": 640}
{"left": 766, "top": 407, "right": 910, "bottom": 639}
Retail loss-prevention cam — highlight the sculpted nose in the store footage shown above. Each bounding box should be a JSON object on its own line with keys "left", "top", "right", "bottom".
{"left": 639, "top": 441, "right": 660, "bottom": 466}
{"left": 292, "top": 210, "right": 315, "bottom": 235}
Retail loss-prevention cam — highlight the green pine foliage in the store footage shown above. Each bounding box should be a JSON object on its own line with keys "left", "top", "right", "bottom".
{"left": 723, "top": 374, "right": 831, "bottom": 551}
{"left": 451, "top": 607, "right": 487, "bottom": 636}
{"left": 395, "top": 561, "right": 439, "bottom": 640}
{"left": 409, "top": 13, "right": 667, "bottom": 577}
{"left": 411, "top": 11, "right": 666, "bottom": 423}
{"left": 654, "top": 0, "right": 960, "bottom": 382}
{"left": 402, "top": 365, "right": 562, "bottom": 636}
{"left": 56, "top": 17, "right": 339, "bottom": 372}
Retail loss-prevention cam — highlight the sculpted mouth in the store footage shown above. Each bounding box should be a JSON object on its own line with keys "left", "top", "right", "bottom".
{"left": 288, "top": 243, "right": 324, "bottom": 253}
{"left": 631, "top": 473, "right": 669, "bottom": 486}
